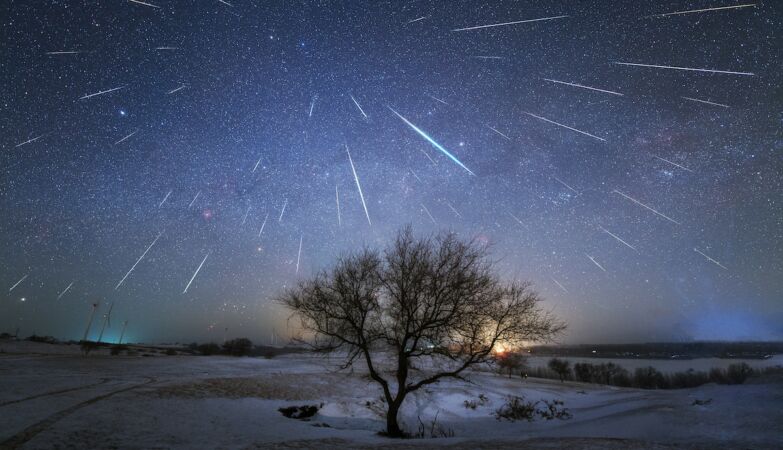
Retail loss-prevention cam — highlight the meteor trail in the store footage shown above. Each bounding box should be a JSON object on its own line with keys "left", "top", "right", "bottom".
{"left": 15, "top": 133, "right": 48, "bottom": 148}
{"left": 350, "top": 95, "right": 368, "bottom": 119}
{"left": 599, "top": 226, "right": 638, "bottom": 252}
{"left": 445, "top": 201, "right": 462, "bottom": 218}
{"left": 114, "top": 129, "right": 138, "bottom": 145}
{"left": 653, "top": 155, "right": 693, "bottom": 172}
{"left": 585, "top": 254, "right": 607, "bottom": 272}
{"left": 217, "top": 0, "right": 233, "bottom": 6}
{"left": 488, "top": 126, "right": 511, "bottom": 141}
{"left": 295, "top": 236, "right": 303, "bottom": 274}
{"left": 278, "top": 198, "right": 288, "bottom": 222}
{"left": 241, "top": 206, "right": 251, "bottom": 225}
{"left": 335, "top": 184, "right": 341, "bottom": 227}
{"left": 258, "top": 213, "right": 269, "bottom": 236}
{"left": 410, "top": 170, "right": 422, "bottom": 182}
{"left": 418, "top": 147, "right": 438, "bottom": 166}
{"left": 128, "top": 0, "right": 159, "bottom": 8}
{"left": 421, "top": 203, "right": 436, "bottom": 224}
{"left": 9, "top": 274, "right": 29, "bottom": 292}
{"left": 346, "top": 145, "right": 372, "bottom": 225}
{"left": 523, "top": 112, "right": 606, "bottom": 142}
{"left": 308, "top": 96, "right": 316, "bottom": 117}
{"left": 388, "top": 106, "right": 475, "bottom": 175}
{"left": 551, "top": 276, "right": 568, "bottom": 293}
{"left": 682, "top": 96, "right": 729, "bottom": 108}
{"left": 252, "top": 156, "right": 262, "bottom": 172}
{"left": 613, "top": 190, "right": 681, "bottom": 225}
{"left": 407, "top": 16, "right": 428, "bottom": 24}
{"left": 115, "top": 232, "right": 162, "bottom": 290}
{"left": 46, "top": 51, "right": 81, "bottom": 55}
{"left": 452, "top": 15, "right": 568, "bottom": 32}
{"left": 167, "top": 84, "right": 187, "bottom": 95}
{"left": 553, "top": 176, "right": 579, "bottom": 195}
{"left": 473, "top": 55, "right": 506, "bottom": 60}
{"left": 426, "top": 94, "right": 448, "bottom": 105}
{"left": 183, "top": 252, "right": 210, "bottom": 294}
{"left": 79, "top": 85, "right": 125, "bottom": 100}
{"left": 57, "top": 281, "right": 74, "bottom": 300}
{"left": 646, "top": 3, "right": 755, "bottom": 18}
{"left": 159, "top": 190, "right": 172, "bottom": 208}
{"left": 542, "top": 78, "right": 624, "bottom": 96}
{"left": 694, "top": 248, "right": 728, "bottom": 270}
{"left": 188, "top": 191, "right": 200, "bottom": 208}
{"left": 509, "top": 212, "right": 524, "bottom": 225}
{"left": 612, "top": 62, "right": 754, "bottom": 76}
{"left": 155, "top": 46, "right": 179, "bottom": 50}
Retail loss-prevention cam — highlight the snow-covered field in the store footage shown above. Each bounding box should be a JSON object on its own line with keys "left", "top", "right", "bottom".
{"left": 1, "top": 341, "right": 781, "bottom": 449}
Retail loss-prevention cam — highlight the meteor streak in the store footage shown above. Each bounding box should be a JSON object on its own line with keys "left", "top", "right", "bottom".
{"left": 612, "top": 62, "right": 754, "bottom": 76}
{"left": 46, "top": 51, "right": 81, "bottom": 55}
{"left": 155, "top": 46, "right": 179, "bottom": 50}
{"left": 167, "top": 84, "right": 187, "bottom": 95}
{"left": 653, "top": 155, "right": 693, "bottom": 172}
{"left": 682, "top": 96, "right": 729, "bottom": 108}
{"left": 128, "top": 0, "right": 160, "bottom": 8}
{"left": 473, "top": 55, "right": 506, "bottom": 60}
{"left": 694, "top": 248, "right": 728, "bottom": 270}
{"left": 613, "top": 190, "right": 681, "bottom": 225}
{"left": 407, "top": 16, "right": 428, "bottom": 24}
{"left": 452, "top": 15, "right": 568, "bottom": 32}
{"left": 241, "top": 206, "right": 251, "bottom": 225}
{"left": 115, "top": 232, "right": 163, "bottom": 290}
{"left": 278, "top": 198, "right": 288, "bottom": 222}
{"left": 15, "top": 133, "right": 48, "bottom": 148}
{"left": 585, "top": 254, "right": 606, "bottom": 272}
{"left": 9, "top": 274, "right": 29, "bottom": 292}
{"left": 252, "top": 156, "right": 262, "bottom": 172}
{"left": 189, "top": 191, "right": 201, "bottom": 208}
{"left": 79, "top": 85, "right": 125, "bottom": 100}
{"left": 551, "top": 276, "right": 568, "bottom": 293}
{"left": 523, "top": 112, "right": 606, "bottom": 142}
{"left": 57, "top": 281, "right": 74, "bottom": 300}
{"left": 308, "top": 96, "right": 316, "bottom": 117}
{"left": 421, "top": 203, "right": 436, "bottom": 224}
{"left": 258, "top": 213, "right": 269, "bottom": 236}
{"left": 346, "top": 145, "right": 372, "bottom": 225}
{"left": 335, "top": 184, "right": 341, "bottom": 227}
{"left": 646, "top": 3, "right": 755, "bottom": 18}
{"left": 217, "top": 0, "right": 233, "bottom": 6}
{"left": 295, "top": 236, "right": 303, "bottom": 274}
{"left": 542, "top": 78, "right": 624, "bottom": 96}
{"left": 488, "top": 126, "right": 511, "bottom": 141}
{"left": 426, "top": 94, "right": 448, "bottom": 105}
{"left": 183, "top": 252, "right": 210, "bottom": 294}
{"left": 114, "top": 129, "right": 138, "bottom": 145}
{"left": 350, "top": 95, "right": 368, "bottom": 119}
{"left": 159, "top": 190, "right": 172, "bottom": 208}
{"left": 599, "top": 226, "right": 638, "bottom": 252}
{"left": 553, "top": 176, "right": 579, "bottom": 194}
{"left": 388, "top": 106, "right": 475, "bottom": 175}
{"left": 509, "top": 212, "right": 524, "bottom": 225}
{"left": 445, "top": 201, "right": 462, "bottom": 218}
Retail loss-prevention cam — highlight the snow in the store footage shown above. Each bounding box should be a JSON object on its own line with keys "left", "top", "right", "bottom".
{"left": 1, "top": 341, "right": 781, "bottom": 449}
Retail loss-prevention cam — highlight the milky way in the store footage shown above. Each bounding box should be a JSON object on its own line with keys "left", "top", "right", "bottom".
{"left": 1, "top": 1, "right": 781, "bottom": 344}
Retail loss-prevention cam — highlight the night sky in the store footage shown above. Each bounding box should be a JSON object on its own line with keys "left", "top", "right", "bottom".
{"left": 1, "top": 1, "right": 781, "bottom": 344}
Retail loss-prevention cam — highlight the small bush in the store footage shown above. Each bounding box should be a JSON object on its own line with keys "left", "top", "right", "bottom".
{"left": 726, "top": 363, "right": 753, "bottom": 384}
{"left": 495, "top": 396, "right": 571, "bottom": 422}
{"left": 27, "top": 335, "right": 58, "bottom": 344}
{"left": 413, "top": 412, "right": 454, "bottom": 438}
{"left": 548, "top": 358, "right": 571, "bottom": 382}
{"left": 278, "top": 404, "right": 321, "bottom": 419}
{"left": 165, "top": 348, "right": 177, "bottom": 356}
{"left": 633, "top": 366, "right": 668, "bottom": 389}
{"left": 222, "top": 338, "right": 253, "bottom": 356}
{"left": 463, "top": 394, "right": 489, "bottom": 410}
{"left": 537, "top": 399, "right": 572, "bottom": 420}
{"left": 110, "top": 344, "right": 128, "bottom": 356}
{"left": 197, "top": 342, "right": 221, "bottom": 356}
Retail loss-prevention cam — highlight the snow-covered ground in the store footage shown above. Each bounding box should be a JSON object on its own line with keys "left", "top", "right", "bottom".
{"left": 525, "top": 355, "right": 783, "bottom": 372}
{"left": 1, "top": 341, "right": 781, "bottom": 449}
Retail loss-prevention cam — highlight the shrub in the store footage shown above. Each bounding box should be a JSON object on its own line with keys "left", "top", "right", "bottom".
{"left": 197, "top": 342, "right": 221, "bottom": 356}
{"left": 278, "top": 404, "right": 321, "bottom": 419}
{"left": 165, "top": 348, "right": 177, "bottom": 356}
{"left": 495, "top": 396, "right": 538, "bottom": 422}
{"left": 574, "top": 363, "right": 593, "bottom": 382}
{"left": 537, "top": 399, "right": 572, "bottom": 420}
{"left": 726, "top": 363, "right": 753, "bottom": 384}
{"left": 633, "top": 366, "right": 667, "bottom": 389}
{"left": 413, "top": 412, "right": 454, "bottom": 438}
{"left": 222, "top": 338, "right": 253, "bottom": 356}
{"left": 548, "top": 358, "right": 571, "bottom": 382}
{"left": 110, "top": 344, "right": 128, "bottom": 356}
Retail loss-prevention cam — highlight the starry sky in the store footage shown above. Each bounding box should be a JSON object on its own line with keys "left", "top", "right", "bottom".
{"left": 1, "top": 1, "right": 781, "bottom": 344}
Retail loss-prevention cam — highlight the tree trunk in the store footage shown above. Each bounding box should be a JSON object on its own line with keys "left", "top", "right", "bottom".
{"left": 385, "top": 401, "right": 404, "bottom": 437}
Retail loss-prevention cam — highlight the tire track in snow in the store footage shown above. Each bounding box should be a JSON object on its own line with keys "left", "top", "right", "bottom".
{"left": 0, "top": 378, "right": 111, "bottom": 407}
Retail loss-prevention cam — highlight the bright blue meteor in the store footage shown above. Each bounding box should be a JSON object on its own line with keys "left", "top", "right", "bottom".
{"left": 387, "top": 106, "right": 475, "bottom": 176}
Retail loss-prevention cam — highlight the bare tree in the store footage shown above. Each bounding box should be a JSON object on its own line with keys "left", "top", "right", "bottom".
{"left": 279, "top": 226, "right": 564, "bottom": 437}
